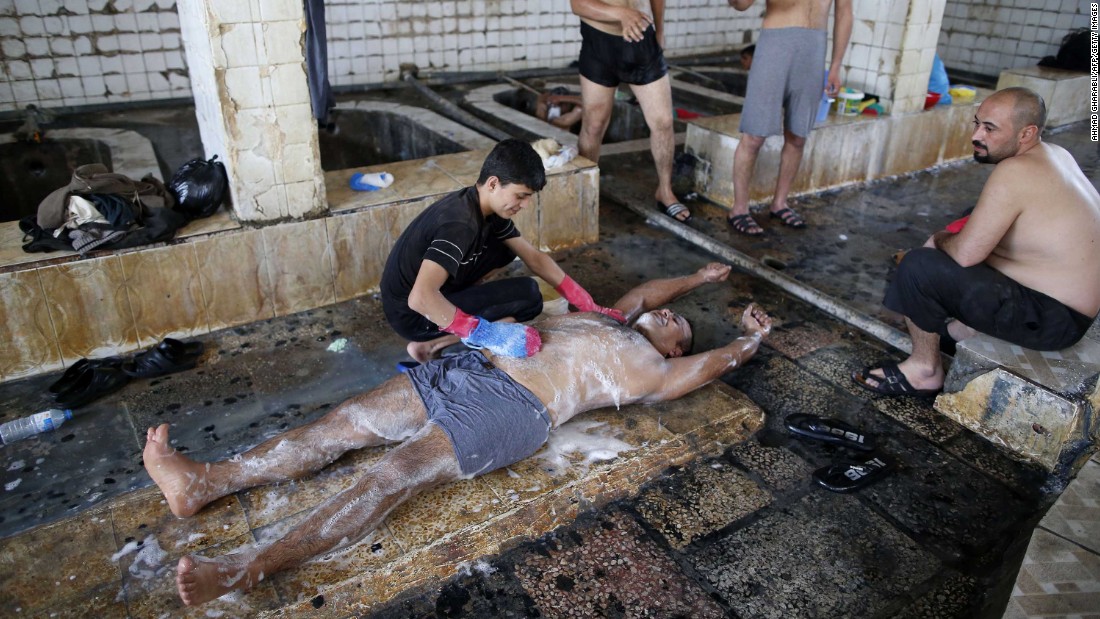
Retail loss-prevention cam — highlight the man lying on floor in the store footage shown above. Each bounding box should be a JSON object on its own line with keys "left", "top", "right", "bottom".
{"left": 142, "top": 262, "right": 771, "bottom": 606}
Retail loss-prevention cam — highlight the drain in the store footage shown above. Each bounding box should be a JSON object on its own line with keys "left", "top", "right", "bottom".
{"left": 761, "top": 255, "right": 787, "bottom": 270}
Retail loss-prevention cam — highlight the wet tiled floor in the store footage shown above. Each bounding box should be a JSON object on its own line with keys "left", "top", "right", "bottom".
{"left": 0, "top": 124, "right": 1096, "bottom": 618}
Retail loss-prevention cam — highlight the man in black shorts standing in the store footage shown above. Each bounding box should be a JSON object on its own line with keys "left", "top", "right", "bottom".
{"left": 570, "top": 0, "right": 688, "bottom": 223}
{"left": 381, "top": 139, "right": 623, "bottom": 363}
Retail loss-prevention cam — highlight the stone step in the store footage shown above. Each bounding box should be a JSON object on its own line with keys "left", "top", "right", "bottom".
{"left": 935, "top": 330, "right": 1100, "bottom": 479}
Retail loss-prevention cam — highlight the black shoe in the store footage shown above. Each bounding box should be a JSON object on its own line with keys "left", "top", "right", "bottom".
{"left": 55, "top": 365, "right": 131, "bottom": 409}
{"left": 121, "top": 338, "right": 204, "bottom": 378}
{"left": 49, "top": 357, "right": 125, "bottom": 398}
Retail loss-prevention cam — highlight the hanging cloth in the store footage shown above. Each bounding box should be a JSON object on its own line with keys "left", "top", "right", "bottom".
{"left": 304, "top": 0, "right": 335, "bottom": 124}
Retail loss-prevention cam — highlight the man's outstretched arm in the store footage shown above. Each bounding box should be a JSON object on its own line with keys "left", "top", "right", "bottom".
{"left": 613, "top": 262, "right": 732, "bottom": 324}
{"left": 641, "top": 304, "right": 771, "bottom": 402}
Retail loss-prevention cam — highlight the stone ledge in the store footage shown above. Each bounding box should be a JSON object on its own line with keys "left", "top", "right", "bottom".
{"left": 935, "top": 332, "right": 1100, "bottom": 477}
{"left": 996, "top": 66, "right": 1090, "bottom": 127}
{"left": 0, "top": 151, "right": 599, "bottom": 382}
{"left": 685, "top": 90, "right": 991, "bottom": 208}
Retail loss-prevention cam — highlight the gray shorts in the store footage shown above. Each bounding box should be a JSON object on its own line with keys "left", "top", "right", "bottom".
{"left": 406, "top": 351, "right": 551, "bottom": 476}
{"left": 739, "top": 28, "right": 827, "bottom": 138}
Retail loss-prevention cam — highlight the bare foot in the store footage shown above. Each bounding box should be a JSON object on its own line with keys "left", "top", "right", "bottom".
{"left": 177, "top": 553, "right": 260, "bottom": 606}
{"left": 143, "top": 424, "right": 218, "bottom": 518}
{"left": 406, "top": 334, "right": 462, "bottom": 364}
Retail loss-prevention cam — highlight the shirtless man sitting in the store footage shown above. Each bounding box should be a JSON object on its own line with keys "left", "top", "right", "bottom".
{"left": 143, "top": 262, "right": 771, "bottom": 606}
{"left": 853, "top": 87, "right": 1100, "bottom": 396}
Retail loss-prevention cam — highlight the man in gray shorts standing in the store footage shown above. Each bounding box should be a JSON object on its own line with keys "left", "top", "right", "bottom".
{"left": 142, "top": 263, "right": 771, "bottom": 606}
{"left": 726, "top": 0, "right": 852, "bottom": 236}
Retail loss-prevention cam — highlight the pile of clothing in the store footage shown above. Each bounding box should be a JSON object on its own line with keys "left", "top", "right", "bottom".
{"left": 20, "top": 163, "right": 188, "bottom": 255}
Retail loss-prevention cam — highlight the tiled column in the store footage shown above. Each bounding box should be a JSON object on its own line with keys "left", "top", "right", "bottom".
{"left": 176, "top": 0, "right": 325, "bottom": 222}
{"left": 844, "top": 0, "right": 946, "bottom": 114}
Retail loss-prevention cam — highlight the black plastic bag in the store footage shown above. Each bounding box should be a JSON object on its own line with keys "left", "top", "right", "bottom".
{"left": 1038, "top": 29, "right": 1088, "bottom": 73}
{"left": 168, "top": 155, "right": 228, "bottom": 219}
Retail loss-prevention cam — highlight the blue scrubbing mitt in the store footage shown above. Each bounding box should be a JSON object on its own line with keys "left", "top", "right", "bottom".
{"left": 462, "top": 319, "right": 541, "bottom": 358}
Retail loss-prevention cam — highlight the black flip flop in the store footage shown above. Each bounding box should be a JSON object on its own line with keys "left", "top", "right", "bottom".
{"left": 812, "top": 453, "right": 894, "bottom": 493}
{"left": 122, "top": 338, "right": 204, "bottom": 379}
{"left": 785, "top": 413, "right": 875, "bottom": 451}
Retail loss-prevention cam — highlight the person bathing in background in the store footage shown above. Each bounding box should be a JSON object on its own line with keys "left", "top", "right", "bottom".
{"left": 380, "top": 138, "right": 621, "bottom": 364}
{"left": 570, "top": 0, "right": 690, "bottom": 223}
{"left": 725, "top": 0, "right": 852, "bottom": 236}
{"left": 739, "top": 43, "right": 755, "bottom": 71}
{"left": 536, "top": 86, "right": 585, "bottom": 131}
{"left": 853, "top": 88, "right": 1100, "bottom": 396}
{"left": 142, "top": 263, "right": 771, "bottom": 606}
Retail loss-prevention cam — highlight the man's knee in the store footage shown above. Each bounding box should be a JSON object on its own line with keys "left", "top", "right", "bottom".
{"left": 581, "top": 101, "right": 612, "bottom": 131}
{"left": 783, "top": 131, "right": 807, "bottom": 149}
{"left": 897, "top": 248, "right": 952, "bottom": 280}
{"left": 644, "top": 108, "right": 674, "bottom": 134}
{"left": 894, "top": 248, "right": 958, "bottom": 303}
{"left": 737, "top": 134, "right": 766, "bottom": 153}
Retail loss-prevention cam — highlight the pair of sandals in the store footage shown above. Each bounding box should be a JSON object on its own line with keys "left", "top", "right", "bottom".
{"left": 727, "top": 207, "right": 806, "bottom": 236}
{"left": 48, "top": 338, "right": 205, "bottom": 409}
{"left": 785, "top": 413, "right": 895, "bottom": 493}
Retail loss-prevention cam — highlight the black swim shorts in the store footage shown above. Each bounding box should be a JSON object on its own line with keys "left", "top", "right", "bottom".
{"left": 578, "top": 21, "right": 668, "bottom": 87}
{"left": 884, "top": 248, "right": 1094, "bottom": 351}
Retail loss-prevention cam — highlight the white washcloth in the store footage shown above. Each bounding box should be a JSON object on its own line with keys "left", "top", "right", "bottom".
{"left": 530, "top": 138, "right": 577, "bottom": 170}
{"left": 543, "top": 144, "right": 577, "bottom": 170}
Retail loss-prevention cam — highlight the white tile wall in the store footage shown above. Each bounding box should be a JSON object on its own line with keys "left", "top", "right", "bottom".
{"left": 938, "top": 0, "right": 1089, "bottom": 80}
{"left": 0, "top": 0, "right": 188, "bottom": 111}
{"left": 0, "top": 0, "right": 771, "bottom": 111}
{"left": 7, "top": 0, "right": 1061, "bottom": 115}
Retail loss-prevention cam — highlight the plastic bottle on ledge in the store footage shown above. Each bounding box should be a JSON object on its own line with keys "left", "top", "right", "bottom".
{"left": 0, "top": 409, "right": 73, "bottom": 445}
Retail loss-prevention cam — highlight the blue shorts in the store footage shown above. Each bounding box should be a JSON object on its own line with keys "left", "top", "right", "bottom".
{"left": 406, "top": 351, "right": 551, "bottom": 476}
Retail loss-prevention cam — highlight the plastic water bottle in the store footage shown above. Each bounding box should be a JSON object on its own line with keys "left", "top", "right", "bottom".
{"left": 0, "top": 409, "right": 73, "bottom": 445}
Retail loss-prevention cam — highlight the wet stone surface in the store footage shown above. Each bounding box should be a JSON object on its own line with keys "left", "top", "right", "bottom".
{"left": 367, "top": 565, "right": 542, "bottom": 619}
{"left": 797, "top": 343, "right": 964, "bottom": 444}
{"left": 509, "top": 509, "right": 727, "bottom": 618}
{"left": 726, "top": 435, "right": 817, "bottom": 494}
{"left": 688, "top": 491, "right": 940, "bottom": 618}
{"left": 0, "top": 384, "right": 142, "bottom": 535}
{"left": 634, "top": 458, "right": 773, "bottom": 549}
{"left": 893, "top": 571, "right": 982, "bottom": 619}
